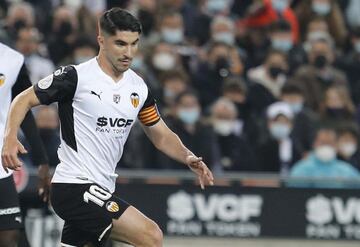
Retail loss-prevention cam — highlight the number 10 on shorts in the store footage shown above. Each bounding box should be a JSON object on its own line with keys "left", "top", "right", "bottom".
{"left": 83, "top": 185, "right": 111, "bottom": 207}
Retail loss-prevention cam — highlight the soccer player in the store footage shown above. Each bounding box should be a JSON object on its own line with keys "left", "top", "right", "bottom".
{"left": 0, "top": 42, "right": 50, "bottom": 247}
{"left": 2, "top": 8, "right": 214, "bottom": 247}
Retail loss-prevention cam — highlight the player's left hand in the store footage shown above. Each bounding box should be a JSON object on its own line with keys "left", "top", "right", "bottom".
{"left": 186, "top": 155, "right": 214, "bottom": 190}
{"left": 37, "top": 164, "right": 51, "bottom": 202}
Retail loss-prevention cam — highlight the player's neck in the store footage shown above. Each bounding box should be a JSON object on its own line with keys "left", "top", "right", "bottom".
{"left": 96, "top": 54, "right": 124, "bottom": 82}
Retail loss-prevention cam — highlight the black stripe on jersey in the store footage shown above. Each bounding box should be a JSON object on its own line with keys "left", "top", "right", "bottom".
{"left": 59, "top": 100, "right": 77, "bottom": 151}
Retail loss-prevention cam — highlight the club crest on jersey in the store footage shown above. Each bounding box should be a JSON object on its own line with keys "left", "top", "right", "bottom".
{"left": 106, "top": 201, "right": 119, "bottom": 212}
{"left": 38, "top": 74, "right": 53, "bottom": 89}
{"left": 130, "top": 93, "right": 139, "bottom": 108}
{"left": 113, "top": 94, "right": 121, "bottom": 104}
{"left": 0, "top": 73, "right": 5, "bottom": 87}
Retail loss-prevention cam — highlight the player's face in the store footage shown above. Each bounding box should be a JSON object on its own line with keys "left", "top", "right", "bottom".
{"left": 100, "top": 30, "right": 140, "bottom": 73}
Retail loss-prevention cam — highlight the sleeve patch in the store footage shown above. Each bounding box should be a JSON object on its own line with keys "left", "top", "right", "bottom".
{"left": 37, "top": 74, "right": 53, "bottom": 89}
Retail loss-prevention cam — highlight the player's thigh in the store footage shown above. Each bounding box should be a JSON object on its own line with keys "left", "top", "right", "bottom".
{"left": 0, "top": 229, "right": 19, "bottom": 247}
{"left": 110, "top": 206, "right": 163, "bottom": 246}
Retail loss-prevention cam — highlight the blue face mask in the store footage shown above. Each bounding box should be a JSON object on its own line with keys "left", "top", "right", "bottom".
{"left": 206, "top": 0, "right": 230, "bottom": 14}
{"left": 270, "top": 123, "right": 291, "bottom": 140}
{"left": 178, "top": 108, "right": 200, "bottom": 125}
{"left": 161, "top": 28, "right": 184, "bottom": 44}
{"left": 213, "top": 32, "right": 235, "bottom": 45}
{"left": 312, "top": 2, "right": 331, "bottom": 16}
{"left": 271, "top": 38, "right": 293, "bottom": 52}
{"left": 272, "top": 0, "right": 289, "bottom": 12}
{"left": 289, "top": 102, "right": 303, "bottom": 114}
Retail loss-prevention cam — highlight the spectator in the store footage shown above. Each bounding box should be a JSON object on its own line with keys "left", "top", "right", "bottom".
{"left": 222, "top": 77, "right": 260, "bottom": 146}
{"left": 256, "top": 102, "right": 302, "bottom": 174}
{"left": 293, "top": 38, "right": 347, "bottom": 112}
{"left": 345, "top": 0, "right": 360, "bottom": 30}
{"left": 280, "top": 82, "right": 318, "bottom": 153}
{"left": 47, "top": 5, "right": 79, "bottom": 65}
{"left": 71, "top": 37, "right": 98, "bottom": 65}
{"left": 269, "top": 19, "right": 306, "bottom": 73}
{"left": 5, "top": 2, "right": 35, "bottom": 41}
{"left": 211, "top": 97, "right": 256, "bottom": 171}
{"left": 319, "top": 85, "right": 356, "bottom": 129}
{"left": 158, "top": 70, "right": 190, "bottom": 112}
{"left": 336, "top": 28, "right": 360, "bottom": 105}
{"left": 247, "top": 50, "right": 288, "bottom": 114}
{"left": 15, "top": 26, "right": 55, "bottom": 84}
{"left": 289, "top": 127, "right": 359, "bottom": 188}
{"left": 209, "top": 16, "right": 236, "bottom": 46}
{"left": 295, "top": 0, "right": 347, "bottom": 46}
{"left": 193, "top": 42, "right": 241, "bottom": 108}
{"left": 158, "top": 11, "right": 187, "bottom": 45}
{"left": 337, "top": 125, "right": 360, "bottom": 171}
{"left": 156, "top": 91, "right": 220, "bottom": 170}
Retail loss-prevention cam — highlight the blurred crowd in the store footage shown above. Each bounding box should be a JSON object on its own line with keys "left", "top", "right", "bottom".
{"left": 3, "top": 0, "right": 360, "bottom": 186}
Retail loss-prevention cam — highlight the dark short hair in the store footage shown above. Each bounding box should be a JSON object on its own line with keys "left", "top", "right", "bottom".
{"left": 174, "top": 90, "right": 199, "bottom": 105}
{"left": 281, "top": 83, "right": 304, "bottom": 96}
{"left": 270, "top": 19, "right": 291, "bottom": 33}
{"left": 100, "top": 8, "right": 142, "bottom": 35}
{"left": 222, "top": 76, "right": 247, "bottom": 95}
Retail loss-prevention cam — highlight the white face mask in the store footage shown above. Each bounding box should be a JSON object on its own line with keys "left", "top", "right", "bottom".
{"left": 288, "top": 102, "right": 303, "bottom": 114}
{"left": 272, "top": 0, "right": 289, "bottom": 12}
{"left": 161, "top": 28, "right": 184, "bottom": 44}
{"left": 213, "top": 32, "right": 235, "bottom": 45}
{"left": 152, "top": 52, "right": 176, "bottom": 71}
{"left": 315, "top": 145, "right": 336, "bottom": 162}
{"left": 270, "top": 123, "right": 291, "bottom": 140}
{"left": 312, "top": 2, "right": 331, "bottom": 15}
{"left": 339, "top": 142, "right": 357, "bottom": 158}
{"left": 213, "top": 119, "right": 234, "bottom": 136}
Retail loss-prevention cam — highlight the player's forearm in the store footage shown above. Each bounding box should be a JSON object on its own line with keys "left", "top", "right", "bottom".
{"left": 4, "top": 87, "right": 39, "bottom": 139}
{"left": 156, "top": 131, "right": 193, "bottom": 166}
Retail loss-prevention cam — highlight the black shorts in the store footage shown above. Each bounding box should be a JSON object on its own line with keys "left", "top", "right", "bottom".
{"left": 51, "top": 183, "right": 130, "bottom": 247}
{"left": 0, "top": 175, "right": 23, "bottom": 230}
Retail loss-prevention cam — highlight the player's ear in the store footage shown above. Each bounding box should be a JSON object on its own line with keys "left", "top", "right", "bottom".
{"left": 98, "top": 35, "right": 104, "bottom": 49}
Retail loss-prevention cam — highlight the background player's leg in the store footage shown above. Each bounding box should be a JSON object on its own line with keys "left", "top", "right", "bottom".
{"left": 110, "top": 206, "right": 163, "bottom": 247}
{"left": 0, "top": 229, "right": 19, "bottom": 247}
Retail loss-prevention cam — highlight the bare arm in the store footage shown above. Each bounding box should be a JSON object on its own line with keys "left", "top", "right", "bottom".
{"left": 142, "top": 119, "right": 214, "bottom": 189}
{"left": 2, "top": 86, "right": 41, "bottom": 172}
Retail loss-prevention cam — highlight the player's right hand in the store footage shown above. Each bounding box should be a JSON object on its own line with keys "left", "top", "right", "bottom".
{"left": 1, "top": 136, "right": 27, "bottom": 173}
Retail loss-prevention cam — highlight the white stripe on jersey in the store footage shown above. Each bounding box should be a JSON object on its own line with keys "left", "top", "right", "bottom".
{"left": 0, "top": 43, "right": 25, "bottom": 179}
{"left": 50, "top": 58, "right": 151, "bottom": 192}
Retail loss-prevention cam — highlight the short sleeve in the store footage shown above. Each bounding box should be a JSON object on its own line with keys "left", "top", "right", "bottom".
{"left": 33, "top": 66, "right": 78, "bottom": 105}
{"left": 138, "top": 88, "right": 161, "bottom": 126}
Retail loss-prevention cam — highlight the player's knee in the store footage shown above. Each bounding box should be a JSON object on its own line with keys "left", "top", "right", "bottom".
{"left": 0, "top": 230, "right": 19, "bottom": 247}
{"left": 142, "top": 221, "right": 163, "bottom": 247}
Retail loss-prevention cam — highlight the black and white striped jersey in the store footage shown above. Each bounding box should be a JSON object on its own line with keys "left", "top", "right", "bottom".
{"left": 34, "top": 58, "right": 160, "bottom": 192}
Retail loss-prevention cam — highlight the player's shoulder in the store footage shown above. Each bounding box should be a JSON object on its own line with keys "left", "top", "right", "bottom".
{"left": 52, "top": 65, "right": 78, "bottom": 83}
{"left": 126, "top": 68, "right": 147, "bottom": 87}
{"left": 0, "top": 43, "right": 24, "bottom": 64}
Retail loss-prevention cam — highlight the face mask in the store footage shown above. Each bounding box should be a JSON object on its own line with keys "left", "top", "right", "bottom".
{"left": 152, "top": 52, "right": 176, "bottom": 71}
{"left": 161, "top": 28, "right": 184, "bottom": 44}
{"left": 75, "top": 56, "right": 92, "bottom": 64}
{"left": 354, "top": 41, "right": 360, "bottom": 53}
{"left": 213, "top": 120, "right": 234, "bottom": 136}
{"left": 312, "top": 2, "right": 331, "bottom": 16}
{"left": 272, "top": 0, "right": 289, "bottom": 12}
{"left": 177, "top": 108, "right": 200, "bottom": 125}
{"left": 57, "top": 21, "right": 73, "bottom": 37}
{"left": 270, "top": 123, "right": 291, "bottom": 140}
{"left": 269, "top": 66, "right": 284, "bottom": 79}
{"left": 289, "top": 102, "right": 303, "bottom": 114}
{"left": 206, "top": 0, "right": 229, "bottom": 14}
{"left": 131, "top": 57, "right": 144, "bottom": 70}
{"left": 339, "top": 142, "right": 357, "bottom": 157}
{"left": 214, "top": 57, "right": 230, "bottom": 77}
{"left": 315, "top": 145, "right": 336, "bottom": 162}
{"left": 313, "top": 55, "right": 328, "bottom": 69}
{"left": 271, "top": 38, "right": 293, "bottom": 52}
{"left": 164, "top": 88, "right": 176, "bottom": 100}
{"left": 213, "top": 32, "right": 235, "bottom": 45}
